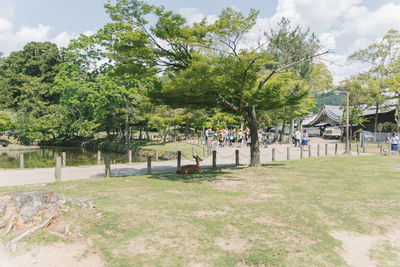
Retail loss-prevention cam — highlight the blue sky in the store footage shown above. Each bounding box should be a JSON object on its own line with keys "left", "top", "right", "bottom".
{"left": 1, "top": 0, "right": 400, "bottom": 82}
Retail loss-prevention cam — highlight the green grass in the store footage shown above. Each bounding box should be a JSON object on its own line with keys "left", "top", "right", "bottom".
{"left": 139, "top": 141, "right": 205, "bottom": 158}
{"left": 1, "top": 155, "right": 400, "bottom": 266}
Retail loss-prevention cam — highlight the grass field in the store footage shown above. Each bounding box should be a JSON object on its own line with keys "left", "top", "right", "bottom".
{"left": 1, "top": 155, "right": 400, "bottom": 266}
{"left": 139, "top": 141, "right": 205, "bottom": 158}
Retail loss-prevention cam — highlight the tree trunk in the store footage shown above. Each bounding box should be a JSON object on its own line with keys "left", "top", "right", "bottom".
{"left": 247, "top": 106, "right": 260, "bottom": 167}
{"left": 297, "top": 118, "right": 302, "bottom": 132}
{"left": 273, "top": 124, "right": 279, "bottom": 143}
{"left": 279, "top": 120, "right": 286, "bottom": 142}
{"left": 139, "top": 126, "right": 143, "bottom": 140}
{"left": 374, "top": 101, "right": 379, "bottom": 133}
{"left": 288, "top": 119, "right": 294, "bottom": 141}
{"left": 145, "top": 124, "right": 150, "bottom": 141}
{"left": 185, "top": 123, "right": 189, "bottom": 139}
{"left": 174, "top": 109, "right": 177, "bottom": 142}
{"left": 395, "top": 94, "right": 400, "bottom": 128}
{"left": 125, "top": 113, "right": 130, "bottom": 144}
{"left": 163, "top": 125, "right": 170, "bottom": 143}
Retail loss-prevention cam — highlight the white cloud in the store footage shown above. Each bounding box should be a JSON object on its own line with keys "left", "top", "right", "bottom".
{"left": 16, "top": 24, "right": 52, "bottom": 42}
{"left": 51, "top": 31, "right": 78, "bottom": 48}
{"left": 179, "top": 8, "right": 205, "bottom": 24}
{"left": 319, "top": 32, "right": 337, "bottom": 50}
{"left": 179, "top": 7, "right": 217, "bottom": 25}
{"left": 0, "top": 17, "right": 13, "bottom": 32}
{"left": 342, "top": 3, "right": 400, "bottom": 38}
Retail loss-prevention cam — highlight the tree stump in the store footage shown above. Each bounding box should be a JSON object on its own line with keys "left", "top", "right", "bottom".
{"left": 0, "top": 191, "right": 95, "bottom": 250}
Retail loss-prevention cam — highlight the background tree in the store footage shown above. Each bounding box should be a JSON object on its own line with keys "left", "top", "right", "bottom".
{"left": 0, "top": 42, "right": 62, "bottom": 144}
{"left": 349, "top": 29, "right": 400, "bottom": 132}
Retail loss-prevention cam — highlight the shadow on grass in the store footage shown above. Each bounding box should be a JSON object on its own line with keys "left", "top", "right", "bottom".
{"left": 261, "top": 163, "right": 286, "bottom": 167}
{"left": 148, "top": 169, "right": 232, "bottom": 183}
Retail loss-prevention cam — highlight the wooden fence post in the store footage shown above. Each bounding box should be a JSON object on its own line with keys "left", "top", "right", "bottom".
{"left": 147, "top": 156, "right": 152, "bottom": 174}
{"left": 177, "top": 151, "right": 181, "bottom": 170}
{"left": 55, "top": 156, "right": 61, "bottom": 182}
{"left": 212, "top": 150, "right": 217, "bottom": 169}
{"left": 325, "top": 144, "right": 328, "bottom": 156}
{"left": 362, "top": 145, "right": 365, "bottom": 153}
{"left": 380, "top": 145, "right": 383, "bottom": 155}
{"left": 105, "top": 155, "right": 111, "bottom": 177}
{"left": 357, "top": 144, "right": 360, "bottom": 155}
{"left": 287, "top": 147, "right": 290, "bottom": 160}
{"left": 19, "top": 154, "right": 24, "bottom": 169}
{"left": 62, "top": 152, "right": 66, "bottom": 167}
{"left": 317, "top": 144, "right": 320, "bottom": 157}
{"left": 192, "top": 145, "right": 195, "bottom": 156}
{"left": 203, "top": 146, "right": 206, "bottom": 157}
{"left": 155, "top": 150, "right": 159, "bottom": 161}
{"left": 235, "top": 150, "right": 239, "bottom": 166}
{"left": 272, "top": 148, "right": 275, "bottom": 161}
{"left": 97, "top": 151, "right": 101, "bottom": 165}
{"left": 300, "top": 147, "right": 303, "bottom": 159}
{"left": 335, "top": 143, "right": 338, "bottom": 155}
{"left": 128, "top": 150, "right": 132, "bottom": 163}
{"left": 308, "top": 146, "right": 311, "bottom": 158}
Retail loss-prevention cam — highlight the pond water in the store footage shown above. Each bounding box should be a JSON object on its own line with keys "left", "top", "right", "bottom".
{"left": 0, "top": 147, "right": 139, "bottom": 169}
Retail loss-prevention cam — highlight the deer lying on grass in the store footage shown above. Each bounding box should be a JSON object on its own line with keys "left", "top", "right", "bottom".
{"left": 176, "top": 155, "right": 203, "bottom": 174}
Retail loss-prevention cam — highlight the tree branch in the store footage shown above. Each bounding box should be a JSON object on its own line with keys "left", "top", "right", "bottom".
{"left": 258, "top": 50, "right": 331, "bottom": 89}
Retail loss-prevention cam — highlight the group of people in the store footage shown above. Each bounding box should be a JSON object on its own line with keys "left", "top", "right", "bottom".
{"left": 204, "top": 128, "right": 269, "bottom": 148}
{"left": 293, "top": 129, "right": 309, "bottom": 151}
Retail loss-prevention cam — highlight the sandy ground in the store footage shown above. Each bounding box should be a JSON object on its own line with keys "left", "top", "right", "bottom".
{"left": 330, "top": 228, "right": 400, "bottom": 267}
{"left": 0, "top": 139, "right": 344, "bottom": 187}
{"left": 0, "top": 242, "right": 104, "bottom": 267}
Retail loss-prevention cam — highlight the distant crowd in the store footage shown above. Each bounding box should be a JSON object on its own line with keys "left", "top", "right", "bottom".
{"left": 204, "top": 128, "right": 269, "bottom": 148}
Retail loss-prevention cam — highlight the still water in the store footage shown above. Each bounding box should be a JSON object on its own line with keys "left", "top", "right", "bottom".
{"left": 0, "top": 147, "right": 137, "bottom": 169}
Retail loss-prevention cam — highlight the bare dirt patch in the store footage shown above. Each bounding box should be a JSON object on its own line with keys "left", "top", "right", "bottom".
{"left": 215, "top": 237, "right": 248, "bottom": 253}
{"left": 128, "top": 236, "right": 158, "bottom": 255}
{"left": 0, "top": 241, "right": 104, "bottom": 267}
{"left": 214, "top": 224, "right": 250, "bottom": 253}
{"left": 210, "top": 177, "right": 245, "bottom": 191}
{"left": 253, "top": 215, "right": 286, "bottom": 226}
{"left": 330, "top": 229, "right": 400, "bottom": 267}
{"left": 193, "top": 210, "right": 227, "bottom": 218}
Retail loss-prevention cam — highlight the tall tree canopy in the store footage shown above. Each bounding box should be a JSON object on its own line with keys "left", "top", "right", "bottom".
{"left": 0, "top": 42, "right": 62, "bottom": 143}
{"left": 105, "top": 0, "right": 326, "bottom": 166}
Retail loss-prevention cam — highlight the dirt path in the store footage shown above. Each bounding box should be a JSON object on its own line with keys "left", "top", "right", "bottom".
{"left": 0, "top": 140, "right": 343, "bottom": 187}
{"left": 0, "top": 242, "right": 104, "bottom": 267}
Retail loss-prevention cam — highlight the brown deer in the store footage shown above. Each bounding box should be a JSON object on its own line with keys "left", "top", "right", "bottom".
{"left": 176, "top": 155, "right": 203, "bottom": 174}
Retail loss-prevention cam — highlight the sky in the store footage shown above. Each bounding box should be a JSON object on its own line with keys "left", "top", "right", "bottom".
{"left": 1, "top": 0, "right": 400, "bottom": 83}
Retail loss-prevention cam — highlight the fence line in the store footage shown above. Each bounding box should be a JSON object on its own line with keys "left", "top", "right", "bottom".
{"left": 51, "top": 142, "right": 394, "bottom": 180}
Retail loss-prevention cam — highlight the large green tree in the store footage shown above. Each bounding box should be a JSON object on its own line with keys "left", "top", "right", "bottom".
{"left": 105, "top": 1, "right": 326, "bottom": 166}
{"left": 0, "top": 42, "right": 62, "bottom": 143}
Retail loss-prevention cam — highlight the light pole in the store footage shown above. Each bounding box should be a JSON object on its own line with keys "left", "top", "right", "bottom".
{"left": 335, "top": 91, "right": 350, "bottom": 154}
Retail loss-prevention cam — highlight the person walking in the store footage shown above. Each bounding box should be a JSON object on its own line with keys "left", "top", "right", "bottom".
{"left": 390, "top": 132, "right": 399, "bottom": 153}
{"left": 294, "top": 129, "right": 301, "bottom": 147}
{"left": 262, "top": 132, "right": 269, "bottom": 148}
{"left": 301, "top": 130, "right": 308, "bottom": 151}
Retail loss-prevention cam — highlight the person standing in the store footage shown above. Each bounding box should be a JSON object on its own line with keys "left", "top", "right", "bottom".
{"left": 390, "top": 132, "right": 399, "bottom": 152}
{"left": 301, "top": 130, "right": 308, "bottom": 151}
{"left": 294, "top": 129, "right": 301, "bottom": 147}
{"left": 262, "top": 132, "right": 269, "bottom": 148}
{"left": 205, "top": 128, "right": 209, "bottom": 144}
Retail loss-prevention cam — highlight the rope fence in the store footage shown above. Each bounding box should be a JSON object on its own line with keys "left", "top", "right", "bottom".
{"left": 50, "top": 142, "right": 393, "bottom": 182}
